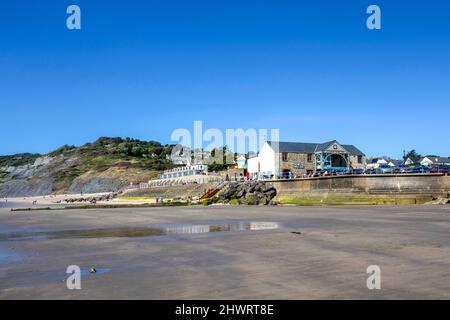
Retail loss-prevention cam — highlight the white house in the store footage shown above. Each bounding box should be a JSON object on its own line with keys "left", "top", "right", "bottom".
{"left": 247, "top": 142, "right": 277, "bottom": 178}
{"left": 366, "top": 158, "right": 389, "bottom": 170}
{"left": 420, "top": 156, "right": 450, "bottom": 166}
{"left": 236, "top": 155, "right": 247, "bottom": 169}
{"left": 420, "top": 157, "right": 434, "bottom": 166}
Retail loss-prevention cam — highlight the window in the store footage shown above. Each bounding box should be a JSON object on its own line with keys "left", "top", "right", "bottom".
{"left": 282, "top": 152, "right": 288, "bottom": 161}
{"left": 307, "top": 153, "right": 313, "bottom": 162}
{"left": 358, "top": 155, "right": 363, "bottom": 164}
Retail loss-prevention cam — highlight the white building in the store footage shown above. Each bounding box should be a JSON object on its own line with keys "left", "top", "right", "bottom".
{"left": 366, "top": 158, "right": 389, "bottom": 170}
{"left": 247, "top": 142, "right": 277, "bottom": 178}
{"left": 159, "top": 164, "right": 208, "bottom": 179}
{"left": 248, "top": 140, "right": 365, "bottom": 179}
{"left": 236, "top": 155, "right": 247, "bottom": 169}
{"left": 142, "top": 163, "right": 223, "bottom": 188}
{"left": 420, "top": 156, "right": 450, "bottom": 166}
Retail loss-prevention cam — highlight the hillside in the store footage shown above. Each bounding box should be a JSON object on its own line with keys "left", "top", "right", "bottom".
{"left": 0, "top": 137, "right": 175, "bottom": 197}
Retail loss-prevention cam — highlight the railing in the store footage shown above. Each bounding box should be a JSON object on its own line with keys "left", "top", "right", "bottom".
{"left": 124, "top": 176, "right": 225, "bottom": 191}
{"left": 251, "top": 171, "right": 449, "bottom": 182}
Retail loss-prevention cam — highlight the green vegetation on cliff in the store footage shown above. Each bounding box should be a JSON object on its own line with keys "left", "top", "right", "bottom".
{"left": 49, "top": 137, "right": 175, "bottom": 170}
{"left": 0, "top": 153, "right": 41, "bottom": 167}
{"left": 0, "top": 137, "right": 178, "bottom": 196}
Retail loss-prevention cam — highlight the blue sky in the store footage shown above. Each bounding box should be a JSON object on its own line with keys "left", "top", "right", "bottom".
{"left": 1, "top": 0, "right": 449, "bottom": 158}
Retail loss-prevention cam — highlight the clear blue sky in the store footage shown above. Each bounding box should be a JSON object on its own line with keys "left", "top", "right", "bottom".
{"left": 1, "top": 0, "right": 449, "bottom": 158}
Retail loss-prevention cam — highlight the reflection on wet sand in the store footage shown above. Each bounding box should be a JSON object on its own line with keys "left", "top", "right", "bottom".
{"left": 0, "top": 221, "right": 280, "bottom": 241}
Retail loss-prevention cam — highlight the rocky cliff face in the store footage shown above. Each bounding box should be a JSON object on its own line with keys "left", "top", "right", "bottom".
{"left": 1, "top": 156, "right": 58, "bottom": 197}
{"left": 0, "top": 155, "right": 155, "bottom": 197}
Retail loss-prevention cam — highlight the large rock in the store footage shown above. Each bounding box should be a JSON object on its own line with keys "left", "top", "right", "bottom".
{"left": 218, "top": 181, "right": 277, "bottom": 205}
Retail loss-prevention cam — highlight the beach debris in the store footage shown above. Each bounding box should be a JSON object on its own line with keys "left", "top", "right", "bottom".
{"left": 89, "top": 267, "right": 97, "bottom": 274}
{"left": 291, "top": 231, "right": 302, "bottom": 235}
{"left": 425, "top": 197, "right": 449, "bottom": 205}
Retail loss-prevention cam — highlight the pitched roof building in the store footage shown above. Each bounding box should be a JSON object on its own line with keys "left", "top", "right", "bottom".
{"left": 248, "top": 140, "right": 366, "bottom": 178}
{"left": 420, "top": 156, "right": 450, "bottom": 166}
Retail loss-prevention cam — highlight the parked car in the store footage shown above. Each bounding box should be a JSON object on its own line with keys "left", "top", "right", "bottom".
{"left": 430, "top": 165, "right": 450, "bottom": 174}
{"left": 344, "top": 168, "right": 365, "bottom": 175}
{"left": 376, "top": 164, "right": 394, "bottom": 174}
{"left": 393, "top": 165, "right": 409, "bottom": 174}
{"left": 278, "top": 172, "right": 294, "bottom": 179}
{"left": 411, "top": 165, "right": 430, "bottom": 173}
{"left": 322, "top": 170, "right": 338, "bottom": 176}
{"left": 403, "top": 166, "right": 416, "bottom": 174}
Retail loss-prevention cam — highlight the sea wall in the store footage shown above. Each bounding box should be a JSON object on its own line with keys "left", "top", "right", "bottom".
{"left": 119, "top": 183, "right": 215, "bottom": 200}
{"left": 270, "top": 174, "right": 450, "bottom": 205}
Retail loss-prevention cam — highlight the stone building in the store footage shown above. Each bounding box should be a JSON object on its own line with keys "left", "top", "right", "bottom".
{"left": 247, "top": 140, "right": 366, "bottom": 178}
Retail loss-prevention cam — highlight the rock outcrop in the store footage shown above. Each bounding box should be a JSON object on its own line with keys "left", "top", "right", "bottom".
{"left": 425, "top": 197, "right": 450, "bottom": 205}
{"left": 60, "top": 192, "right": 119, "bottom": 204}
{"left": 218, "top": 180, "right": 277, "bottom": 205}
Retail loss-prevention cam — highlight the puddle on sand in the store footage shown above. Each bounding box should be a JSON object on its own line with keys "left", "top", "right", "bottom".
{"left": 0, "top": 221, "right": 280, "bottom": 241}
{"left": 0, "top": 245, "right": 21, "bottom": 262}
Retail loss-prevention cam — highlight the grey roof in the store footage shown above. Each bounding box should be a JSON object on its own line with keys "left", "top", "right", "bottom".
{"left": 267, "top": 141, "right": 365, "bottom": 156}
{"left": 268, "top": 141, "right": 317, "bottom": 153}
{"left": 436, "top": 157, "right": 450, "bottom": 163}
{"left": 314, "top": 140, "right": 336, "bottom": 153}
{"left": 425, "top": 156, "right": 450, "bottom": 163}
{"left": 388, "top": 159, "right": 401, "bottom": 165}
{"left": 341, "top": 144, "right": 365, "bottom": 156}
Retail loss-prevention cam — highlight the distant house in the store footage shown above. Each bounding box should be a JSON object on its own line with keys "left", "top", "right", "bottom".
{"left": 387, "top": 159, "right": 400, "bottom": 167}
{"left": 366, "top": 158, "right": 390, "bottom": 169}
{"left": 404, "top": 157, "right": 414, "bottom": 166}
{"left": 247, "top": 140, "right": 365, "bottom": 179}
{"left": 236, "top": 155, "right": 247, "bottom": 169}
{"left": 420, "top": 156, "right": 450, "bottom": 166}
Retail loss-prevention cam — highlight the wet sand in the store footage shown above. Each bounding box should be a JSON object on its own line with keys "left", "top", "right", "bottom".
{"left": 0, "top": 204, "right": 450, "bottom": 299}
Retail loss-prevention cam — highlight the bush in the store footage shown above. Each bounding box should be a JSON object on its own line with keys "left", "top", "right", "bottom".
{"left": 201, "top": 199, "right": 212, "bottom": 206}
{"left": 245, "top": 195, "right": 256, "bottom": 205}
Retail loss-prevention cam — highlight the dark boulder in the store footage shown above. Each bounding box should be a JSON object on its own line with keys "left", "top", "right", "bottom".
{"left": 218, "top": 181, "right": 277, "bottom": 205}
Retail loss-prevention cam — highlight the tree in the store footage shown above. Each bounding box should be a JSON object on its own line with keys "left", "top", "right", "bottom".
{"left": 403, "top": 149, "right": 421, "bottom": 164}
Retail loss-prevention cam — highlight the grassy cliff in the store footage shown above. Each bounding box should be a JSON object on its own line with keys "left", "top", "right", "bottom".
{"left": 0, "top": 137, "right": 176, "bottom": 197}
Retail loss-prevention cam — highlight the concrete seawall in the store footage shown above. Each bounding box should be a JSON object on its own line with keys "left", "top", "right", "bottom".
{"left": 270, "top": 174, "right": 450, "bottom": 205}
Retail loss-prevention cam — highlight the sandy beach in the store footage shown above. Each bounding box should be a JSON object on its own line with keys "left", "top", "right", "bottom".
{"left": 1, "top": 203, "right": 450, "bottom": 299}
{"left": 0, "top": 192, "right": 154, "bottom": 210}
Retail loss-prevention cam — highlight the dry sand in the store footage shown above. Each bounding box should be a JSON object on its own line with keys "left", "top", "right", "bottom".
{"left": 1, "top": 204, "right": 450, "bottom": 299}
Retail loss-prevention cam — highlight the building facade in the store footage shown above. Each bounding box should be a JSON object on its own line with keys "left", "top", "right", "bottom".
{"left": 159, "top": 164, "right": 208, "bottom": 179}
{"left": 247, "top": 140, "right": 366, "bottom": 178}
{"left": 420, "top": 156, "right": 450, "bottom": 166}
